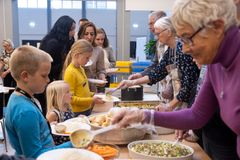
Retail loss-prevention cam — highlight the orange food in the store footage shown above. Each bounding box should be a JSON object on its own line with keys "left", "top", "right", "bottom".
{"left": 88, "top": 144, "right": 118, "bottom": 159}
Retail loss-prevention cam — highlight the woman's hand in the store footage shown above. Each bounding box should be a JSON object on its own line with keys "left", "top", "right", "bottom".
{"left": 118, "top": 80, "right": 136, "bottom": 89}
{"left": 111, "top": 108, "right": 146, "bottom": 128}
{"left": 155, "top": 103, "right": 172, "bottom": 112}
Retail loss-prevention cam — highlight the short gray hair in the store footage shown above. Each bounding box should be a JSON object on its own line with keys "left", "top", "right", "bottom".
{"left": 149, "top": 11, "right": 167, "bottom": 22}
{"left": 154, "top": 17, "right": 176, "bottom": 34}
{"left": 171, "top": 0, "right": 238, "bottom": 31}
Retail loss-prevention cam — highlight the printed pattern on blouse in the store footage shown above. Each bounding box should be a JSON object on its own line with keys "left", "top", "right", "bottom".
{"left": 148, "top": 41, "right": 200, "bottom": 103}
{"left": 52, "top": 108, "right": 74, "bottom": 145}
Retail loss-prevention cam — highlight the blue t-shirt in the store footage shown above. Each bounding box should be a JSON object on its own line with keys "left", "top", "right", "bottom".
{"left": 5, "top": 93, "right": 72, "bottom": 158}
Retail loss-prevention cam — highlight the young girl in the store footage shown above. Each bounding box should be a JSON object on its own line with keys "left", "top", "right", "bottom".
{"left": 46, "top": 80, "right": 73, "bottom": 145}
{"left": 62, "top": 39, "right": 104, "bottom": 117}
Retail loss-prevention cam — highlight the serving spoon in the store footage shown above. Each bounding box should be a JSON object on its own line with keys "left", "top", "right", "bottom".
{"left": 70, "top": 124, "right": 118, "bottom": 148}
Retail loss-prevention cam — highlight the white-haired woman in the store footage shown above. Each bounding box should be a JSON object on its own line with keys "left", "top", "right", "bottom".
{"left": 112, "top": 0, "right": 240, "bottom": 158}
{"left": 118, "top": 17, "right": 200, "bottom": 112}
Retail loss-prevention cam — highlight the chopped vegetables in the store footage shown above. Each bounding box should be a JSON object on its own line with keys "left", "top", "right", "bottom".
{"left": 130, "top": 142, "right": 192, "bottom": 158}
{"left": 88, "top": 144, "right": 119, "bottom": 160}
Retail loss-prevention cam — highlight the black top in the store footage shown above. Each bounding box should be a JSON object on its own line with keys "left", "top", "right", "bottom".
{"left": 40, "top": 38, "right": 73, "bottom": 81}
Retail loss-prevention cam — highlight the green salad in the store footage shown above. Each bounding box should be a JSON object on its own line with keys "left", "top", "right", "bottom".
{"left": 130, "top": 142, "right": 192, "bottom": 158}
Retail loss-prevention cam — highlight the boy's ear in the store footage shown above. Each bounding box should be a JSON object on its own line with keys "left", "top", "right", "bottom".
{"left": 20, "top": 71, "right": 29, "bottom": 82}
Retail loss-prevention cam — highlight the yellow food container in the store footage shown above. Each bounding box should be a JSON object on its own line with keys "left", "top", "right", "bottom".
{"left": 109, "top": 83, "right": 119, "bottom": 88}
{"left": 116, "top": 61, "right": 132, "bottom": 73}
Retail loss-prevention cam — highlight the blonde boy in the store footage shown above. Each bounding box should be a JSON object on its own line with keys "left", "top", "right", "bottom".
{"left": 5, "top": 46, "right": 72, "bottom": 158}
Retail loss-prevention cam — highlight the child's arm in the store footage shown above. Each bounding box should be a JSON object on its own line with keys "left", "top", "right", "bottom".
{"left": 46, "top": 111, "right": 58, "bottom": 123}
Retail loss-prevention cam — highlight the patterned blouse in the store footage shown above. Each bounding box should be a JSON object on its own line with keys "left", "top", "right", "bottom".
{"left": 148, "top": 41, "right": 200, "bottom": 103}
{"left": 52, "top": 108, "right": 74, "bottom": 145}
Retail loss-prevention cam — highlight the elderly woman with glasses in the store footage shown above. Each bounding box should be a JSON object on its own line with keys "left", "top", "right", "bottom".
{"left": 112, "top": 0, "right": 240, "bottom": 158}
{"left": 118, "top": 17, "right": 200, "bottom": 112}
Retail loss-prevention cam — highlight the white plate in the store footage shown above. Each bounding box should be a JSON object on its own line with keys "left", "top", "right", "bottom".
{"left": 95, "top": 94, "right": 120, "bottom": 102}
{"left": 51, "top": 121, "right": 91, "bottom": 136}
{"left": 88, "top": 78, "right": 108, "bottom": 85}
{"left": 37, "top": 148, "right": 103, "bottom": 160}
{"left": 64, "top": 116, "right": 90, "bottom": 124}
{"left": 85, "top": 59, "right": 93, "bottom": 67}
{"left": 106, "top": 68, "right": 119, "bottom": 73}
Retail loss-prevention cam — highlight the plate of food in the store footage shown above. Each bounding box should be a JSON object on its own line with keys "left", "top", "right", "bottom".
{"left": 128, "top": 140, "right": 194, "bottom": 160}
{"left": 88, "top": 112, "right": 146, "bottom": 144}
{"left": 88, "top": 79, "right": 108, "bottom": 85}
{"left": 51, "top": 118, "right": 91, "bottom": 136}
{"left": 95, "top": 94, "right": 120, "bottom": 102}
{"left": 85, "top": 59, "right": 93, "bottom": 67}
{"left": 37, "top": 148, "right": 103, "bottom": 160}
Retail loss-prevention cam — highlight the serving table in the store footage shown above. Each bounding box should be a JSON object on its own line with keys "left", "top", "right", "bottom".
{"left": 117, "top": 134, "right": 211, "bottom": 160}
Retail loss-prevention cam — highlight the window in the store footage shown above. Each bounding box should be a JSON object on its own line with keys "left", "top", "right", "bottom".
{"left": 18, "top": 0, "right": 47, "bottom": 8}
{"left": 51, "top": 0, "right": 62, "bottom": 9}
{"left": 96, "top": 2, "right": 106, "bottom": 9}
{"left": 86, "top": 1, "right": 116, "bottom": 10}
{"left": 28, "top": 0, "right": 37, "bottom": 8}
{"left": 72, "top": 1, "right": 82, "bottom": 9}
{"left": 107, "top": 1, "right": 116, "bottom": 9}
{"left": 18, "top": 0, "right": 27, "bottom": 8}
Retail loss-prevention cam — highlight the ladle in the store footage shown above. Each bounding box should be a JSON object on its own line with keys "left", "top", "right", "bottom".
{"left": 70, "top": 124, "right": 118, "bottom": 148}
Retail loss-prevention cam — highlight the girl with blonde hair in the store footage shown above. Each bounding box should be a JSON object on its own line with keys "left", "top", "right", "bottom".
{"left": 46, "top": 80, "right": 73, "bottom": 144}
{"left": 63, "top": 39, "right": 104, "bottom": 117}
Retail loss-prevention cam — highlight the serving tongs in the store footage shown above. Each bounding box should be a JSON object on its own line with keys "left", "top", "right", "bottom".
{"left": 105, "top": 86, "right": 121, "bottom": 95}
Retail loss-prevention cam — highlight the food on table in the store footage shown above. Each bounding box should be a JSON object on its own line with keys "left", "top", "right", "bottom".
{"left": 88, "top": 144, "right": 119, "bottom": 160}
{"left": 130, "top": 142, "right": 192, "bottom": 158}
{"left": 54, "top": 124, "right": 66, "bottom": 133}
{"left": 89, "top": 113, "right": 112, "bottom": 127}
{"left": 54, "top": 119, "right": 90, "bottom": 135}
{"left": 116, "top": 102, "right": 157, "bottom": 109}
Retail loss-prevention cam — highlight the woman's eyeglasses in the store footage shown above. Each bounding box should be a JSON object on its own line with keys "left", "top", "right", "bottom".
{"left": 155, "top": 29, "right": 167, "bottom": 37}
{"left": 178, "top": 27, "right": 205, "bottom": 46}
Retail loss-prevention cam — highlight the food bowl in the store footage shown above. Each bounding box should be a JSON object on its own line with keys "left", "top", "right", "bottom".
{"left": 88, "top": 113, "right": 146, "bottom": 144}
{"left": 128, "top": 140, "right": 194, "bottom": 160}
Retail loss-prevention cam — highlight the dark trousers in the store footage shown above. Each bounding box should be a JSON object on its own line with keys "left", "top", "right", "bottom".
{"left": 202, "top": 132, "right": 239, "bottom": 160}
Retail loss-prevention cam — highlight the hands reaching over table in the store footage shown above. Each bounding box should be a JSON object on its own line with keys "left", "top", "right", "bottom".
{"left": 117, "top": 80, "right": 137, "bottom": 89}
{"left": 111, "top": 108, "right": 148, "bottom": 128}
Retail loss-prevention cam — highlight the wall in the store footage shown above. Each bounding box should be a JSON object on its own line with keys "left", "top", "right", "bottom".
{"left": 0, "top": 0, "right": 13, "bottom": 51}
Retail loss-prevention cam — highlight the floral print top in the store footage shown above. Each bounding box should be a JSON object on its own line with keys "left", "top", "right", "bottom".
{"left": 52, "top": 108, "right": 74, "bottom": 145}
{"left": 148, "top": 41, "right": 200, "bottom": 103}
